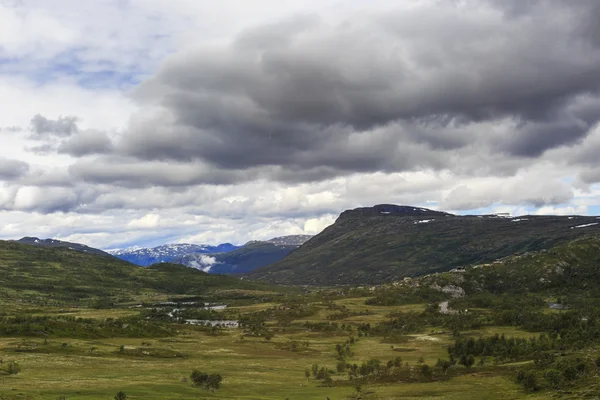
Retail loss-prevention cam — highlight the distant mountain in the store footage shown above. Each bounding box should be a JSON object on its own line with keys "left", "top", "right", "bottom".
{"left": 15, "top": 237, "right": 113, "bottom": 258}
{"left": 248, "top": 204, "right": 600, "bottom": 286}
{"left": 174, "top": 235, "right": 313, "bottom": 274}
{"left": 109, "top": 243, "right": 239, "bottom": 266}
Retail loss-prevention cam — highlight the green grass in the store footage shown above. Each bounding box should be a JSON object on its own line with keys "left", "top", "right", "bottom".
{"left": 0, "top": 297, "right": 557, "bottom": 400}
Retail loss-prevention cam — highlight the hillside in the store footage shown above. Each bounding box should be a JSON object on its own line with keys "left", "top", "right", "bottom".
{"left": 109, "top": 242, "right": 239, "bottom": 266}
{"left": 366, "top": 234, "right": 600, "bottom": 306}
{"left": 174, "top": 235, "right": 313, "bottom": 274}
{"left": 248, "top": 204, "right": 600, "bottom": 285}
{"left": 15, "top": 237, "right": 114, "bottom": 258}
{"left": 0, "top": 241, "right": 276, "bottom": 305}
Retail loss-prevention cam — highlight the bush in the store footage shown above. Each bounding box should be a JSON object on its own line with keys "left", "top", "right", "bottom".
{"left": 190, "top": 370, "right": 222, "bottom": 391}
{"left": 419, "top": 364, "right": 433, "bottom": 381}
{"left": 517, "top": 371, "right": 539, "bottom": 392}
{"left": 544, "top": 369, "right": 562, "bottom": 388}
{"left": 6, "top": 362, "right": 21, "bottom": 375}
{"left": 114, "top": 392, "right": 127, "bottom": 400}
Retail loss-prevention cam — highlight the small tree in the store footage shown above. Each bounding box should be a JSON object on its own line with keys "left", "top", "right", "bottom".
{"left": 354, "top": 383, "right": 362, "bottom": 398}
{"left": 544, "top": 369, "right": 562, "bottom": 389}
{"left": 435, "top": 358, "right": 451, "bottom": 374}
{"left": 459, "top": 354, "right": 475, "bottom": 368}
{"left": 522, "top": 371, "right": 539, "bottom": 392}
{"left": 304, "top": 368, "right": 310, "bottom": 380}
{"left": 311, "top": 363, "right": 319, "bottom": 377}
{"left": 7, "top": 362, "right": 21, "bottom": 375}
{"left": 114, "top": 391, "right": 127, "bottom": 400}
{"left": 190, "top": 370, "right": 222, "bottom": 391}
{"left": 419, "top": 364, "right": 433, "bottom": 381}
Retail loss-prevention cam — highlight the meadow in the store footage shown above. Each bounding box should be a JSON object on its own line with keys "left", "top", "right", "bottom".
{"left": 0, "top": 294, "right": 564, "bottom": 400}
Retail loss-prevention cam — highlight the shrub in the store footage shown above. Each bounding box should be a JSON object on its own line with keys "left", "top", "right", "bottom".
{"left": 7, "top": 362, "right": 21, "bottom": 375}
{"left": 544, "top": 369, "right": 562, "bottom": 388}
{"left": 190, "top": 370, "right": 222, "bottom": 391}
{"left": 114, "top": 391, "right": 127, "bottom": 400}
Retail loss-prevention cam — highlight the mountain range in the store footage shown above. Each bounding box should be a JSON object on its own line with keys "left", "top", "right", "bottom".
{"left": 173, "top": 235, "right": 313, "bottom": 274}
{"left": 12, "top": 205, "right": 600, "bottom": 287}
{"left": 108, "top": 235, "right": 312, "bottom": 274}
{"left": 248, "top": 204, "right": 600, "bottom": 286}
{"left": 108, "top": 243, "right": 239, "bottom": 266}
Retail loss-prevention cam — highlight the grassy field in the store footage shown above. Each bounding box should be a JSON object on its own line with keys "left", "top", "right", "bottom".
{"left": 0, "top": 295, "right": 555, "bottom": 400}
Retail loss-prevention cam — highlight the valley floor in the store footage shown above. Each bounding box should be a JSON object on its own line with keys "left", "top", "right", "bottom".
{"left": 0, "top": 297, "right": 564, "bottom": 400}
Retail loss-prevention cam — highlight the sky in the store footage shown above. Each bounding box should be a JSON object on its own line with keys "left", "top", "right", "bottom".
{"left": 1, "top": 0, "right": 600, "bottom": 250}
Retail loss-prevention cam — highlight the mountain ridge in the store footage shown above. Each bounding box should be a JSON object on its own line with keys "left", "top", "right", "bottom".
{"left": 15, "top": 237, "right": 114, "bottom": 258}
{"left": 108, "top": 242, "right": 239, "bottom": 266}
{"left": 248, "top": 204, "right": 600, "bottom": 286}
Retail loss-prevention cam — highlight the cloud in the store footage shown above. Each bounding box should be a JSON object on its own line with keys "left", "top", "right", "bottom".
{"left": 106, "top": 0, "right": 600, "bottom": 186}
{"left": 58, "top": 129, "right": 113, "bottom": 156}
{"left": 441, "top": 170, "right": 574, "bottom": 211}
{"left": 3, "top": 0, "right": 600, "bottom": 251}
{"left": 30, "top": 114, "right": 78, "bottom": 136}
{"left": 127, "top": 213, "right": 161, "bottom": 229}
{"left": 188, "top": 254, "right": 219, "bottom": 273}
{"left": 0, "top": 158, "right": 29, "bottom": 180}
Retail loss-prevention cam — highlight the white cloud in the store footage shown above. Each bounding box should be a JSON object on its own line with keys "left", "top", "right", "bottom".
{"left": 127, "top": 213, "right": 161, "bottom": 229}
{"left": 1, "top": 0, "right": 599, "bottom": 251}
{"left": 189, "top": 254, "right": 219, "bottom": 273}
{"left": 304, "top": 215, "right": 337, "bottom": 234}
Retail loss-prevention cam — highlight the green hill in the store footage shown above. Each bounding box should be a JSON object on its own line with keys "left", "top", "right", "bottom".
{"left": 248, "top": 204, "right": 600, "bottom": 285}
{"left": 15, "top": 236, "right": 114, "bottom": 258}
{"left": 0, "top": 240, "right": 279, "bottom": 305}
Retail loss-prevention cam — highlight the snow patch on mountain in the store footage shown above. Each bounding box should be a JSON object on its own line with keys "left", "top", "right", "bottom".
{"left": 266, "top": 235, "right": 312, "bottom": 246}
{"left": 571, "top": 223, "right": 599, "bottom": 229}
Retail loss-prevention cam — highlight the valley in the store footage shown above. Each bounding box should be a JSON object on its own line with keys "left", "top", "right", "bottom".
{"left": 5, "top": 1, "right": 600, "bottom": 398}
{"left": 1, "top": 220, "right": 600, "bottom": 399}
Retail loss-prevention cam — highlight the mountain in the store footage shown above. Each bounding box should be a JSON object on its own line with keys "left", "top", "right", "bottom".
{"left": 248, "top": 204, "right": 600, "bottom": 286}
{"left": 266, "top": 235, "right": 313, "bottom": 246}
{"left": 369, "top": 234, "right": 600, "bottom": 305}
{"left": 0, "top": 240, "right": 277, "bottom": 304}
{"left": 174, "top": 235, "right": 313, "bottom": 274}
{"left": 109, "top": 242, "right": 239, "bottom": 266}
{"left": 15, "top": 237, "right": 114, "bottom": 258}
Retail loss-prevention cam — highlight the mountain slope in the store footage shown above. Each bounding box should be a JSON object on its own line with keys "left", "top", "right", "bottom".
{"left": 248, "top": 204, "right": 600, "bottom": 286}
{"left": 109, "top": 242, "right": 239, "bottom": 266}
{"left": 0, "top": 240, "right": 276, "bottom": 304}
{"left": 174, "top": 235, "right": 313, "bottom": 274}
{"left": 15, "top": 237, "right": 113, "bottom": 258}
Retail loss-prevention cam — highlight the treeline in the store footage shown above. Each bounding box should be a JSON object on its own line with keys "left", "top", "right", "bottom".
{"left": 0, "top": 315, "right": 173, "bottom": 338}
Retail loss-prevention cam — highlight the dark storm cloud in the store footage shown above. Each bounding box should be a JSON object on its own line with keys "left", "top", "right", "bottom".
{"left": 68, "top": 157, "right": 257, "bottom": 188}
{"left": 579, "top": 168, "right": 600, "bottom": 185}
{"left": 30, "top": 114, "right": 78, "bottom": 136}
{"left": 58, "top": 130, "right": 114, "bottom": 156}
{"left": 112, "top": 0, "right": 600, "bottom": 183}
{"left": 0, "top": 158, "right": 30, "bottom": 180}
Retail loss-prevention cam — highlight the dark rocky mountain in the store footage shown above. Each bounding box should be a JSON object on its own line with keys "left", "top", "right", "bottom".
{"left": 15, "top": 237, "right": 113, "bottom": 258}
{"left": 248, "top": 204, "right": 600, "bottom": 286}
{"left": 109, "top": 243, "right": 239, "bottom": 266}
{"left": 174, "top": 235, "right": 313, "bottom": 274}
